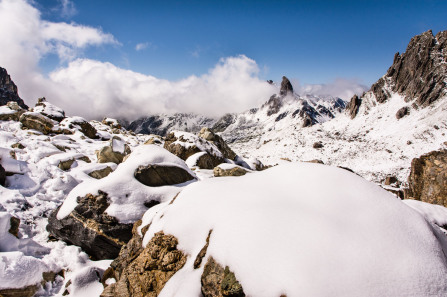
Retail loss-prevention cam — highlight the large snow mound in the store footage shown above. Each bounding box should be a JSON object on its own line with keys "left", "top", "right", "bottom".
{"left": 142, "top": 162, "right": 447, "bottom": 297}
{"left": 58, "top": 144, "right": 197, "bottom": 223}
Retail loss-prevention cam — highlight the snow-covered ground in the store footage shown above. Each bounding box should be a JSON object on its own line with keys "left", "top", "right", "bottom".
{"left": 226, "top": 91, "right": 447, "bottom": 184}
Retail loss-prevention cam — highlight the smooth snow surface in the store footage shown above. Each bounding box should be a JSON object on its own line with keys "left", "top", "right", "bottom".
{"left": 58, "top": 144, "right": 197, "bottom": 223}
{"left": 142, "top": 163, "right": 447, "bottom": 297}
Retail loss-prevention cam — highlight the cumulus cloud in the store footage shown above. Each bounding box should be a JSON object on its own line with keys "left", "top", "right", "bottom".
{"left": 49, "top": 56, "right": 276, "bottom": 119}
{"left": 291, "top": 78, "right": 368, "bottom": 100}
{"left": 0, "top": 0, "right": 276, "bottom": 120}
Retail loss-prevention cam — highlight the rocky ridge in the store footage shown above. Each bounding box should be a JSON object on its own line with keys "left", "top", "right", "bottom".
{"left": 0, "top": 67, "right": 28, "bottom": 110}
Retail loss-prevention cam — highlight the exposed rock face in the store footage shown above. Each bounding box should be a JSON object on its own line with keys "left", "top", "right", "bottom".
{"left": 201, "top": 257, "right": 245, "bottom": 297}
{"left": 214, "top": 166, "right": 248, "bottom": 177}
{"left": 47, "top": 191, "right": 133, "bottom": 260}
{"left": 198, "top": 127, "right": 237, "bottom": 160}
{"left": 0, "top": 101, "right": 25, "bottom": 121}
{"left": 0, "top": 163, "right": 5, "bottom": 186}
{"left": 313, "top": 141, "right": 324, "bottom": 149}
{"left": 346, "top": 94, "right": 362, "bottom": 119}
{"left": 96, "top": 137, "right": 131, "bottom": 164}
{"left": 405, "top": 150, "right": 447, "bottom": 207}
{"left": 163, "top": 132, "right": 202, "bottom": 160}
{"left": 101, "top": 230, "right": 187, "bottom": 297}
{"left": 263, "top": 94, "right": 282, "bottom": 116}
{"left": 0, "top": 284, "right": 39, "bottom": 297}
{"left": 19, "top": 112, "right": 55, "bottom": 135}
{"left": 88, "top": 166, "right": 114, "bottom": 179}
{"left": 396, "top": 106, "right": 410, "bottom": 119}
{"left": 8, "top": 216, "right": 20, "bottom": 238}
{"left": 134, "top": 164, "right": 196, "bottom": 187}
{"left": 212, "top": 114, "right": 236, "bottom": 133}
{"left": 195, "top": 153, "right": 224, "bottom": 169}
{"left": 69, "top": 118, "right": 98, "bottom": 139}
{"left": 34, "top": 97, "right": 65, "bottom": 122}
{"left": 280, "top": 76, "right": 293, "bottom": 96}
{"left": 0, "top": 67, "right": 28, "bottom": 109}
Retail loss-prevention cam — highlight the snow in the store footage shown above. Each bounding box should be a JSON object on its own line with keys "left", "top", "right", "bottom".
{"left": 403, "top": 199, "right": 447, "bottom": 229}
{"left": 185, "top": 151, "right": 207, "bottom": 168}
{"left": 141, "top": 163, "right": 447, "bottom": 297}
{"left": 33, "top": 102, "right": 65, "bottom": 120}
{"left": 57, "top": 144, "right": 197, "bottom": 223}
{"left": 171, "top": 131, "right": 223, "bottom": 158}
{"left": 0, "top": 105, "right": 16, "bottom": 115}
{"left": 111, "top": 137, "right": 126, "bottom": 154}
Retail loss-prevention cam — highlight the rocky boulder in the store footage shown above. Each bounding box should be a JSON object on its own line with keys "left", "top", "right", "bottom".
{"left": 396, "top": 106, "right": 410, "bottom": 119}
{"left": 60, "top": 117, "right": 98, "bottom": 139}
{"left": 201, "top": 257, "right": 245, "bottom": 297}
{"left": 96, "top": 136, "right": 131, "bottom": 164}
{"left": 134, "top": 164, "right": 196, "bottom": 187}
{"left": 19, "top": 112, "right": 55, "bottom": 135}
{"left": 47, "top": 191, "right": 134, "bottom": 260}
{"left": 214, "top": 164, "right": 249, "bottom": 177}
{"left": 0, "top": 101, "right": 25, "bottom": 121}
{"left": 88, "top": 166, "right": 114, "bottom": 179}
{"left": 33, "top": 97, "right": 65, "bottom": 122}
{"left": 102, "top": 117, "right": 121, "bottom": 129}
{"left": 101, "top": 230, "right": 187, "bottom": 297}
{"left": 198, "top": 127, "right": 237, "bottom": 160}
{"left": 346, "top": 94, "right": 362, "bottom": 119}
{"left": 405, "top": 150, "right": 447, "bottom": 207}
{"left": 0, "top": 67, "right": 28, "bottom": 109}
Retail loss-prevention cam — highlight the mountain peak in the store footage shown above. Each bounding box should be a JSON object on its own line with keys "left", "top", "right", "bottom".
{"left": 0, "top": 67, "right": 28, "bottom": 109}
{"left": 280, "top": 76, "right": 293, "bottom": 96}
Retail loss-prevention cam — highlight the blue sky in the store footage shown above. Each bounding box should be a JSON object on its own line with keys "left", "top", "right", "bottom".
{"left": 35, "top": 0, "right": 447, "bottom": 85}
{"left": 0, "top": 0, "right": 446, "bottom": 119}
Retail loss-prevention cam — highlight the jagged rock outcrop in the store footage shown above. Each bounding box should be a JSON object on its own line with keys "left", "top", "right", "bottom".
{"left": 198, "top": 127, "right": 237, "bottom": 160}
{"left": 263, "top": 94, "right": 283, "bottom": 116}
{"left": 201, "top": 257, "right": 245, "bottom": 297}
{"left": 19, "top": 112, "right": 55, "bottom": 135}
{"left": 212, "top": 114, "right": 236, "bottom": 133}
{"left": 405, "top": 150, "right": 447, "bottom": 207}
{"left": 280, "top": 76, "right": 293, "bottom": 96}
{"left": 0, "top": 101, "right": 25, "bottom": 121}
{"left": 134, "top": 164, "right": 196, "bottom": 187}
{"left": 88, "top": 166, "right": 114, "bottom": 179}
{"left": 33, "top": 97, "right": 65, "bottom": 122}
{"left": 0, "top": 67, "right": 28, "bottom": 110}
{"left": 346, "top": 94, "right": 362, "bottom": 119}
{"left": 101, "top": 230, "right": 187, "bottom": 297}
{"left": 396, "top": 106, "right": 410, "bottom": 119}
{"left": 60, "top": 117, "right": 98, "bottom": 139}
{"left": 96, "top": 136, "right": 131, "bottom": 164}
{"left": 47, "top": 191, "right": 134, "bottom": 260}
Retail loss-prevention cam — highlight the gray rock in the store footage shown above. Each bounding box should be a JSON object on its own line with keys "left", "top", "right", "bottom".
{"left": 396, "top": 106, "right": 410, "bottom": 119}
{"left": 214, "top": 166, "right": 248, "bottom": 177}
{"left": 279, "top": 76, "right": 293, "bottom": 96}
{"left": 134, "top": 164, "right": 195, "bottom": 187}
{"left": 0, "top": 67, "right": 28, "bottom": 109}
{"left": 0, "top": 163, "right": 5, "bottom": 186}
{"left": 346, "top": 94, "right": 362, "bottom": 119}
{"left": 19, "top": 112, "right": 55, "bottom": 135}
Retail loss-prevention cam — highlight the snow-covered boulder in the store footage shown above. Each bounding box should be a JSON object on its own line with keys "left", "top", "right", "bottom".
{"left": 19, "top": 112, "right": 56, "bottom": 135}
{"left": 33, "top": 97, "right": 65, "bottom": 122}
{"left": 213, "top": 163, "right": 249, "bottom": 177}
{"left": 47, "top": 145, "right": 197, "bottom": 260}
{"left": 164, "top": 131, "right": 226, "bottom": 169}
{"left": 0, "top": 102, "right": 25, "bottom": 121}
{"left": 104, "top": 162, "right": 447, "bottom": 296}
{"left": 96, "top": 136, "right": 131, "bottom": 164}
{"left": 60, "top": 116, "right": 98, "bottom": 139}
{"left": 197, "top": 127, "right": 237, "bottom": 160}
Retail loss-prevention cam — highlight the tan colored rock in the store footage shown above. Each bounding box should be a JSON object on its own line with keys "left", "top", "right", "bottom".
{"left": 102, "top": 231, "right": 187, "bottom": 297}
{"left": 0, "top": 284, "right": 39, "bottom": 297}
{"left": 0, "top": 102, "right": 25, "bottom": 121}
{"left": 19, "top": 112, "right": 55, "bottom": 135}
{"left": 88, "top": 166, "right": 114, "bottom": 179}
{"left": 134, "top": 164, "right": 195, "bottom": 187}
{"left": 214, "top": 165, "right": 248, "bottom": 177}
{"left": 163, "top": 132, "right": 202, "bottom": 160}
{"left": 96, "top": 137, "right": 131, "bottom": 164}
{"left": 198, "top": 127, "right": 237, "bottom": 160}
{"left": 201, "top": 257, "right": 245, "bottom": 297}
{"left": 405, "top": 150, "right": 447, "bottom": 206}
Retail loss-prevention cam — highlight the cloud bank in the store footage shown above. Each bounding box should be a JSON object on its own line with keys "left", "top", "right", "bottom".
{"left": 0, "top": 0, "right": 366, "bottom": 121}
{"left": 291, "top": 78, "right": 368, "bottom": 100}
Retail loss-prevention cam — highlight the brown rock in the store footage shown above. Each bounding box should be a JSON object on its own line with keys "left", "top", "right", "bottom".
{"left": 195, "top": 153, "right": 224, "bottom": 169}
{"left": 163, "top": 132, "right": 202, "bottom": 160}
{"left": 405, "top": 150, "right": 447, "bottom": 207}
{"left": 88, "top": 166, "right": 114, "bottom": 179}
{"left": 214, "top": 166, "right": 248, "bottom": 177}
{"left": 134, "top": 164, "right": 196, "bottom": 187}
{"left": 8, "top": 216, "right": 20, "bottom": 238}
{"left": 0, "top": 284, "right": 39, "bottom": 297}
{"left": 201, "top": 257, "right": 245, "bottom": 297}
{"left": 279, "top": 76, "right": 293, "bottom": 96}
{"left": 19, "top": 112, "right": 55, "bottom": 135}
{"left": 102, "top": 231, "right": 187, "bottom": 297}
{"left": 346, "top": 94, "right": 362, "bottom": 119}
{"left": 396, "top": 106, "right": 410, "bottom": 119}
{"left": 198, "top": 127, "right": 237, "bottom": 161}
{"left": 0, "top": 163, "right": 5, "bottom": 186}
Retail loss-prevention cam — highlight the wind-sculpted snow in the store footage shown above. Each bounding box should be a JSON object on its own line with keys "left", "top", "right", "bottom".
{"left": 139, "top": 163, "right": 447, "bottom": 296}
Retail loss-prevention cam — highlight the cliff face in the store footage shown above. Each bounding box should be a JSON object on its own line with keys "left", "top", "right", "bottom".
{"left": 348, "top": 30, "right": 447, "bottom": 118}
{"left": 0, "top": 67, "right": 28, "bottom": 109}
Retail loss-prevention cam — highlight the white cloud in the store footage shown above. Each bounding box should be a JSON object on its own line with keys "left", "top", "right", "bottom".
{"left": 291, "top": 78, "right": 368, "bottom": 100}
{"left": 49, "top": 56, "right": 276, "bottom": 119}
{"left": 135, "top": 42, "right": 150, "bottom": 51}
{"left": 57, "top": 0, "right": 77, "bottom": 18}
{"left": 0, "top": 0, "right": 276, "bottom": 120}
